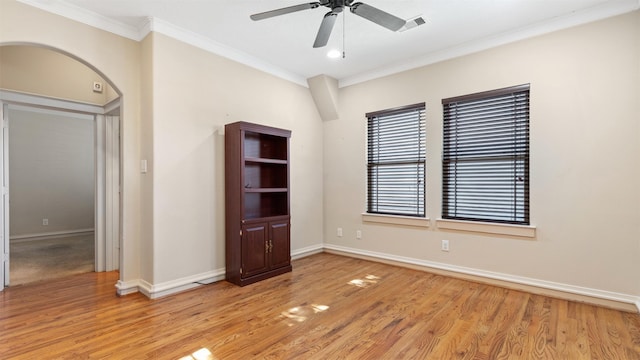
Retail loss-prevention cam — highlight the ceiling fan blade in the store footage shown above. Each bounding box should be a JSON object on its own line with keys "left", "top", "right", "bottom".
{"left": 349, "top": 2, "right": 406, "bottom": 31}
{"left": 313, "top": 11, "right": 338, "bottom": 48}
{"left": 250, "top": 2, "right": 321, "bottom": 21}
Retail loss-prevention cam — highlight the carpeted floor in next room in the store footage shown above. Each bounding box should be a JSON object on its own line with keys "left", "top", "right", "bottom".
{"left": 9, "top": 234, "right": 95, "bottom": 286}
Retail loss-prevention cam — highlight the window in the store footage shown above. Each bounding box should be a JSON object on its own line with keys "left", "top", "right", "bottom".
{"left": 367, "top": 103, "right": 426, "bottom": 217}
{"left": 442, "top": 84, "right": 530, "bottom": 225}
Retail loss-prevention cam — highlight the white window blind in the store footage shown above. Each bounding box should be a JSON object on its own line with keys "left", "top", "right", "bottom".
{"left": 367, "top": 103, "right": 426, "bottom": 217}
{"left": 442, "top": 84, "right": 530, "bottom": 225}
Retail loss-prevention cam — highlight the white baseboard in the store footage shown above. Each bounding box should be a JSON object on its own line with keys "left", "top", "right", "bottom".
{"left": 115, "top": 244, "right": 323, "bottom": 298}
{"left": 323, "top": 244, "right": 640, "bottom": 313}
{"left": 113, "top": 243, "right": 640, "bottom": 313}
{"left": 117, "top": 269, "right": 226, "bottom": 299}
{"left": 115, "top": 279, "right": 140, "bottom": 296}
{"left": 291, "top": 243, "right": 324, "bottom": 260}
{"left": 11, "top": 228, "right": 95, "bottom": 242}
{"left": 145, "top": 245, "right": 322, "bottom": 298}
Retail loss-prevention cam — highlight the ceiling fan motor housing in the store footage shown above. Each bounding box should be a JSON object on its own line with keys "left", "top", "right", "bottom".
{"left": 328, "top": 0, "right": 351, "bottom": 12}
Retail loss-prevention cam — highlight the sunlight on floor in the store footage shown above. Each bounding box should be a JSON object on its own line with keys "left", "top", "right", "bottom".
{"left": 348, "top": 274, "right": 381, "bottom": 288}
{"left": 280, "top": 303, "right": 330, "bottom": 326}
{"left": 178, "top": 347, "right": 216, "bottom": 360}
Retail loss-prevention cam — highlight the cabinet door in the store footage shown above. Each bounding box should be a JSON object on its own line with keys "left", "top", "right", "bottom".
{"left": 269, "top": 220, "right": 290, "bottom": 270}
{"left": 241, "top": 223, "right": 269, "bottom": 278}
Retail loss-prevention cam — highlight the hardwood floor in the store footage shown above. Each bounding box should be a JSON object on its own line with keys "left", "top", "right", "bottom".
{"left": 1, "top": 253, "right": 639, "bottom": 359}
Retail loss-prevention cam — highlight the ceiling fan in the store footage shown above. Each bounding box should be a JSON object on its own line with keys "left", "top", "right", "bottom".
{"left": 250, "top": 0, "right": 407, "bottom": 48}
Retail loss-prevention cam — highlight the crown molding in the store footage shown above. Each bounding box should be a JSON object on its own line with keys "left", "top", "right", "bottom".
{"left": 339, "top": 0, "right": 640, "bottom": 87}
{"left": 16, "top": 0, "right": 307, "bottom": 87}
{"left": 146, "top": 17, "right": 308, "bottom": 87}
{"left": 17, "top": 0, "right": 142, "bottom": 40}
{"left": 17, "top": 0, "right": 639, "bottom": 89}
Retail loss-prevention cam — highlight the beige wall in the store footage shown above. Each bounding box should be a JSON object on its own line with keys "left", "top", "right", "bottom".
{"left": 324, "top": 11, "right": 640, "bottom": 297}
{"left": 149, "top": 33, "right": 324, "bottom": 283}
{"left": 0, "top": 45, "right": 116, "bottom": 105}
{"left": 1, "top": 0, "right": 636, "bottom": 301}
{"left": 139, "top": 34, "right": 155, "bottom": 283}
{"left": 9, "top": 107, "right": 94, "bottom": 237}
{"left": 0, "top": 0, "right": 142, "bottom": 282}
{"left": 0, "top": 0, "right": 324, "bottom": 290}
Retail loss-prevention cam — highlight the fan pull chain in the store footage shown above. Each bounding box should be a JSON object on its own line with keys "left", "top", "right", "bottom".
{"left": 342, "top": 9, "right": 346, "bottom": 58}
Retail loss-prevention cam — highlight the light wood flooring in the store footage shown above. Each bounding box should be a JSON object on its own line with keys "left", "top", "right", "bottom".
{"left": 1, "top": 253, "right": 639, "bottom": 359}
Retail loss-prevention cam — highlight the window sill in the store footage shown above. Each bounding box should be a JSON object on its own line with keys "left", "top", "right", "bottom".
{"left": 362, "top": 213, "right": 430, "bottom": 228}
{"left": 436, "top": 219, "right": 536, "bottom": 238}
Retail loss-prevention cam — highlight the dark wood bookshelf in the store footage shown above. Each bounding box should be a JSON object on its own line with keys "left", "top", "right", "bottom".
{"left": 225, "top": 121, "right": 292, "bottom": 286}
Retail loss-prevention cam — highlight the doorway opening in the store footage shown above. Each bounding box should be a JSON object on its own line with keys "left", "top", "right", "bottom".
{"left": 8, "top": 105, "right": 96, "bottom": 285}
{"left": 1, "top": 97, "right": 121, "bottom": 287}
{"left": 0, "top": 44, "right": 123, "bottom": 290}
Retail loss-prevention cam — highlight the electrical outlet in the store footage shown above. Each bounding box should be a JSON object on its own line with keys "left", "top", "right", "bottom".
{"left": 441, "top": 239, "right": 449, "bottom": 252}
{"left": 42, "top": 218, "right": 49, "bottom": 226}
{"left": 337, "top": 228, "right": 343, "bottom": 237}
{"left": 356, "top": 230, "right": 362, "bottom": 239}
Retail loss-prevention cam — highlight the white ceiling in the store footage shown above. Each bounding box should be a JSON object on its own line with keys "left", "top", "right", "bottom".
{"left": 18, "top": 0, "right": 639, "bottom": 87}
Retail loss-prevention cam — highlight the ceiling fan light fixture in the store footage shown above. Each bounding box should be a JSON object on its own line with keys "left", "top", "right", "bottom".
{"left": 327, "top": 49, "right": 341, "bottom": 58}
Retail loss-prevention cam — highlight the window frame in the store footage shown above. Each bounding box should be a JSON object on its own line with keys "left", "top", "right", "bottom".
{"left": 441, "top": 84, "right": 530, "bottom": 225}
{"left": 366, "top": 102, "right": 426, "bottom": 218}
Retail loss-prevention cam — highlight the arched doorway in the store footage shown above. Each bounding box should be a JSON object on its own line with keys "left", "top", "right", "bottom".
{"left": 0, "top": 44, "right": 123, "bottom": 289}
